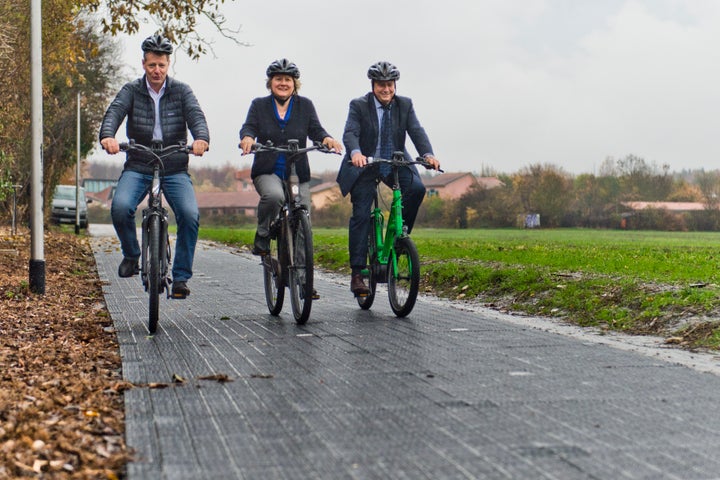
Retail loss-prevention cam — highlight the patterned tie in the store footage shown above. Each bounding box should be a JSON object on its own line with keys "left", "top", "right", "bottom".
{"left": 380, "top": 104, "right": 393, "bottom": 159}
{"left": 379, "top": 104, "right": 393, "bottom": 176}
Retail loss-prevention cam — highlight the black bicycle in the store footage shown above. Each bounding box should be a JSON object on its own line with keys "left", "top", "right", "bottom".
{"left": 244, "top": 139, "right": 336, "bottom": 324}
{"left": 119, "top": 140, "right": 192, "bottom": 334}
{"left": 356, "top": 152, "right": 442, "bottom": 317}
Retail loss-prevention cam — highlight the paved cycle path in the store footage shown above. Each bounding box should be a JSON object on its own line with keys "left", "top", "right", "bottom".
{"left": 90, "top": 232, "right": 720, "bottom": 480}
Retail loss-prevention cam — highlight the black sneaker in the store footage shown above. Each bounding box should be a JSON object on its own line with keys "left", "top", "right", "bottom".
{"left": 118, "top": 257, "right": 139, "bottom": 278}
{"left": 171, "top": 281, "right": 190, "bottom": 299}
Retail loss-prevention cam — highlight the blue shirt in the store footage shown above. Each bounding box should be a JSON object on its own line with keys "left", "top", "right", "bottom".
{"left": 272, "top": 96, "right": 295, "bottom": 179}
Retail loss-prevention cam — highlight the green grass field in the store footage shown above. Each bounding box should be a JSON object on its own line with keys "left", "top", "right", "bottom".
{"left": 199, "top": 227, "right": 720, "bottom": 349}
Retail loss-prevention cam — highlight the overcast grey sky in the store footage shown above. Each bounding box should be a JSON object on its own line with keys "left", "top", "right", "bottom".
{"left": 92, "top": 0, "right": 720, "bottom": 176}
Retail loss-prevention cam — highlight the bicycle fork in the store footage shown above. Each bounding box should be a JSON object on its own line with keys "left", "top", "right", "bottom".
{"left": 141, "top": 207, "right": 171, "bottom": 294}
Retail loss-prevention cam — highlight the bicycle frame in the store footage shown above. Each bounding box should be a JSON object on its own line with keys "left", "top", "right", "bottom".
{"left": 244, "top": 139, "right": 337, "bottom": 323}
{"left": 372, "top": 167, "right": 407, "bottom": 276}
{"left": 118, "top": 140, "right": 192, "bottom": 333}
{"left": 357, "top": 152, "right": 442, "bottom": 316}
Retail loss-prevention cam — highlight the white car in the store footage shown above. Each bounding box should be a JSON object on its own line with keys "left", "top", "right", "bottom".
{"left": 51, "top": 185, "right": 90, "bottom": 228}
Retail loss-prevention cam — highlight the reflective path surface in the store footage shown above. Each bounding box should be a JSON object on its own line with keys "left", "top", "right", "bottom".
{"left": 90, "top": 231, "right": 720, "bottom": 480}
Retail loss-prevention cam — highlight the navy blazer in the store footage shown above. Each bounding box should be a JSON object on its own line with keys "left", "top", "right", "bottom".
{"left": 336, "top": 92, "right": 434, "bottom": 196}
{"left": 239, "top": 95, "right": 331, "bottom": 182}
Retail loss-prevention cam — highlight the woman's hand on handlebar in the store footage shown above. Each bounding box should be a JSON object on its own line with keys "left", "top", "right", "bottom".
{"left": 101, "top": 137, "right": 120, "bottom": 155}
{"left": 239, "top": 136, "right": 255, "bottom": 155}
{"left": 351, "top": 151, "right": 368, "bottom": 168}
{"left": 192, "top": 139, "right": 209, "bottom": 156}
{"left": 322, "top": 137, "right": 343, "bottom": 155}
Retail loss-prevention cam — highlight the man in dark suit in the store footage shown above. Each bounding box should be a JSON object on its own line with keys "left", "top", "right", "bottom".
{"left": 336, "top": 61, "right": 441, "bottom": 297}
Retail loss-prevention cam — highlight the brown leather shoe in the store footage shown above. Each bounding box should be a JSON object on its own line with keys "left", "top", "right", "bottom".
{"left": 350, "top": 273, "right": 370, "bottom": 297}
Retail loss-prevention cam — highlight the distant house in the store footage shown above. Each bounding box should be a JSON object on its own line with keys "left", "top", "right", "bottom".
{"left": 422, "top": 172, "right": 502, "bottom": 199}
{"left": 620, "top": 201, "right": 708, "bottom": 229}
{"left": 234, "top": 168, "right": 254, "bottom": 192}
{"left": 621, "top": 201, "right": 706, "bottom": 212}
{"left": 310, "top": 181, "right": 342, "bottom": 210}
{"left": 83, "top": 178, "right": 117, "bottom": 194}
{"left": 81, "top": 178, "right": 118, "bottom": 208}
{"left": 195, "top": 191, "right": 260, "bottom": 217}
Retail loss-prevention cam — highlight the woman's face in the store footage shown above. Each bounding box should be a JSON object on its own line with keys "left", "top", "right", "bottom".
{"left": 270, "top": 75, "right": 295, "bottom": 101}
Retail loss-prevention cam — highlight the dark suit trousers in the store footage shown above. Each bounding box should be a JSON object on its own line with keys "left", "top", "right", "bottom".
{"left": 348, "top": 168, "right": 426, "bottom": 268}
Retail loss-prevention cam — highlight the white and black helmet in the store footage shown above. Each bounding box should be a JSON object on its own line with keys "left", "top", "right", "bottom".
{"left": 141, "top": 34, "right": 173, "bottom": 55}
{"left": 367, "top": 61, "right": 400, "bottom": 81}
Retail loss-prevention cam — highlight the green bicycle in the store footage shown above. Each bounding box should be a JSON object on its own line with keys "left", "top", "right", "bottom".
{"left": 356, "top": 152, "right": 443, "bottom": 317}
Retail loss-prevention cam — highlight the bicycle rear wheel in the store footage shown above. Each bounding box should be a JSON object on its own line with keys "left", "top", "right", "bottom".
{"left": 289, "top": 212, "right": 313, "bottom": 324}
{"left": 388, "top": 236, "right": 420, "bottom": 317}
{"left": 357, "top": 221, "right": 378, "bottom": 310}
{"left": 263, "top": 227, "right": 285, "bottom": 316}
{"left": 147, "top": 214, "right": 161, "bottom": 334}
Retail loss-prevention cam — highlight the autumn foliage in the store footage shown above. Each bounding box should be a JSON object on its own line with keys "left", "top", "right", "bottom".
{"left": 0, "top": 228, "right": 128, "bottom": 478}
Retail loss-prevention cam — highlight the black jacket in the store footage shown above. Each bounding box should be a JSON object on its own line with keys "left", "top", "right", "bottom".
{"left": 239, "top": 95, "right": 330, "bottom": 182}
{"left": 99, "top": 76, "right": 210, "bottom": 175}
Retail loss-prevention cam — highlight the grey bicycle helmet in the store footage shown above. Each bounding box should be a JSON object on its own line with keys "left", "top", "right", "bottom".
{"left": 141, "top": 34, "right": 174, "bottom": 55}
{"left": 266, "top": 59, "right": 300, "bottom": 78}
{"left": 367, "top": 61, "right": 400, "bottom": 81}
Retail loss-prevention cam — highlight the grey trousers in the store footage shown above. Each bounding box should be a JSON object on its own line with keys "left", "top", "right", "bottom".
{"left": 253, "top": 173, "right": 311, "bottom": 237}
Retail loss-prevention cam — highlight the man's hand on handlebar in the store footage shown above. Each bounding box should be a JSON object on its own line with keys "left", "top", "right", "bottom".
{"left": 423, "top": 154, "right": 441, "bottom": 171}
{"left": 101, "top": 137, "right": 120, "bottom": 155}
{"left": 351, "top": 151, "right": 368, "bottom": 168}
{"left": 192, "top": 139, "right": 209, "bottom": 156}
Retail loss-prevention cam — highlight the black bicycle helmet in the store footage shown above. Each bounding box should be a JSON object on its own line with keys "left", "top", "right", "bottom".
{"left": 367, "top": 61, "right": 400, "bottom": 81}
{"left": 266, "top": 59, "right": 300, "bottom": 78}
{"left": 141, "top": 34, "right": 174, "bottom": 55}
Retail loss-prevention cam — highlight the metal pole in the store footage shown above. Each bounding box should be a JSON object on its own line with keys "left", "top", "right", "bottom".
{"left": 75, "top": 91, "right": 81, "bottom": 234}
{"left": 29, "top": 0, "right": 45, "bottom": 293}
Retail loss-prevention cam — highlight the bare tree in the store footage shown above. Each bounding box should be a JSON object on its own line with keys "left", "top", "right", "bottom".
{"left": 83, "top": 0, "right": 249, "bottom": 60}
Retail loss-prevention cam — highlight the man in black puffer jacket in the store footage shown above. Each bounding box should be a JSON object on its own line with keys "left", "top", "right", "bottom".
{"left": 99, "top": 34, "right": 210, "bottom": 299}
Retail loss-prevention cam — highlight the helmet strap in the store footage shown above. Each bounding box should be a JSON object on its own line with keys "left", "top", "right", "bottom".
{"left": 273, "top": 94, "right": 291, "bottom": 106}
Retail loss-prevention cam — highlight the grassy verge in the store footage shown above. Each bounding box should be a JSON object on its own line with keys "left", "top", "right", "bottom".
{"left": 200, "top": 226, "right": 720, "bottom": 350}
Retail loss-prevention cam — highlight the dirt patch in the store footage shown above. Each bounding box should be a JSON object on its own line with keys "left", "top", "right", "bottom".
{"left": 0, "top": 227, "right": 128, "bottom": 479}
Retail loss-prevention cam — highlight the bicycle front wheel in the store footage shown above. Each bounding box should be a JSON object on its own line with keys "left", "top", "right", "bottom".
{"left": 263, "top": 228, "right": 285, "bottom": 316}
{"left": 147, "top": 214, "right": 161, "bottom": 334}
{"left": 387, "top": 236, "right": 420, "bottom": 317}
{"left": 289, "top": 212, "right": 313, "bottom": 324}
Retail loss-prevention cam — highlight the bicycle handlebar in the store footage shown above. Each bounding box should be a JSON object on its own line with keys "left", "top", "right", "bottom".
{"left": 118, "top": 141, "right": 193, "bottom": 156}
{"left": 351, "top": 155, "right": 444, "bottom": 173}
{"left": 242, "top": 140, "right": 340, "bottom": 156}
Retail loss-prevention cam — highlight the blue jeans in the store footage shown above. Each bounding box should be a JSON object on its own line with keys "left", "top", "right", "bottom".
{"left": 111, "top": 170, "right": 199, "bottom": 283}
{"left": 348, "top": 168, "right": 426, "bottom": 268}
